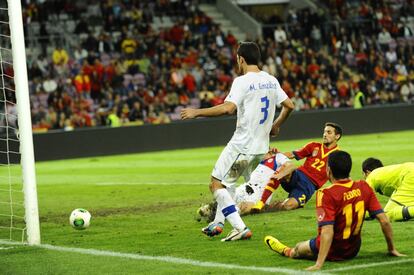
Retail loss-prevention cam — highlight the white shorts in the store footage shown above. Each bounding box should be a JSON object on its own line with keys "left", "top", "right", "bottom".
{"left": 212, "top": 144, "right": 264, "bottom": 188}
{"left": 234, "top": 182, "right": 261, "bottom": 204}
{"left": 234, "top": 178, "right": 272, "bottom": 205}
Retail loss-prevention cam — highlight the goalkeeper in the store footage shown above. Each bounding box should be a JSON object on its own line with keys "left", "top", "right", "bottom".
{"left": 362, "top": 158, "right": 414, "bottom": 222}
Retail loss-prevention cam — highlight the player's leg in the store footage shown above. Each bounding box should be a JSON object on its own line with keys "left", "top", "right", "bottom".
{"left": 201, "top": 145, "right": 237, "bottom": 236}
{"left": 220, "top": 153, "right": 263, "bottom": 241}
{"left": 205, "top": 146, "right": 253, "bottom": 240}
{"left": 201, "top": 178, "right": 225, "bottom": 237}
{"left": 268, "top": 197, "right": 299, "bottom": 211}
{"left": 384, "top": 173, "right": 414, "bottom": 222}
{"left": 250, "top": 167, "right": 292, "bottom": 212}
{"left": 384, "top": 199, "right": 414, "bottom": 222}
{"left": 267, "top": 170, "right": 316, "bottom": 211}
{"left": 251, "top": 178, "right": 281, "bottom": 212}
{"left": 216, "top": 181, "right": 253, "bottom": 241}
{"left": 234, "top": 176, "right": 269, "bottom": 215}
{"left": 253, "top": 171, "right": 300, "bottom": 212}
{"left": 264, "top": 236, "right": 316, "bottom": 259}
{"left": 232, "top": 182, "right": 256, "bottom": 215}
{"left": 238, "top": 202, "right": 255, "bottom": 215}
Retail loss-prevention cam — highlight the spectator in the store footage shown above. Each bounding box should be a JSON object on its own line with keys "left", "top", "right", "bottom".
{"left": 274, "top": 26, "right": 287, "bottom": 44}
{"left": 107, "top": 106, "right": 121, "bottom": 127}
{"left": 20, "top": 0, "right": 414, "bottom": 132}
{"left": 52, "top": 46, "right": 69, "bottom": 66}
{"left": 378, "top": 28, "right": 393, "bottom": 51}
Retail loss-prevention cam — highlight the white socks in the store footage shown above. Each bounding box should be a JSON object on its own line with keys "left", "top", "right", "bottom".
{"left": 214, "top": 188, "right": 246, "bottom": 231}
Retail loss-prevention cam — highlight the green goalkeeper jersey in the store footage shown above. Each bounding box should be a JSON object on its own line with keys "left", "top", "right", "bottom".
{"left": 366, "top": 162, "right": 414, "bottom": 197}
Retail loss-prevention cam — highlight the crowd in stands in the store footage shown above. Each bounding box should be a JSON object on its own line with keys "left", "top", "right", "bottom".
{"left": 248, "top": 0, "right": 414, "bottom": 110}
{"left": 20, "top": 0, "right": 414, "bottom": 131}
{"left": 24, "top": 0, "right": 238, "bottom": 131}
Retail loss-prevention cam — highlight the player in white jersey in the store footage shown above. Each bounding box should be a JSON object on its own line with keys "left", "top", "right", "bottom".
{"left": 181, "top": 42, "right": 294, "bottom": 241}
{"left": 197, "top": 153, "right": 293, "bottom": 222}
{"left": 234, "top": 153, "right": 291, "bottom": 209}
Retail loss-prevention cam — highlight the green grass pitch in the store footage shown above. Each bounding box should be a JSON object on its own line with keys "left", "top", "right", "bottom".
{"left": 1, "top": 130, "right": 413, "bottom": 274}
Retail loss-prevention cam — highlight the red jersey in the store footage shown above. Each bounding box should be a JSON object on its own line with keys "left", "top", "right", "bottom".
{"left": 315, "top": 180, "right": 384, "bottom": 261}
{"left": 293, "top": 142, "right": 339, "bottom": 188}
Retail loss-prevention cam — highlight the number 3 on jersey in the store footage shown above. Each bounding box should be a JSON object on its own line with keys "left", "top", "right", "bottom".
{"left": 259, "top": 96, "right": 269, "bottom": 124}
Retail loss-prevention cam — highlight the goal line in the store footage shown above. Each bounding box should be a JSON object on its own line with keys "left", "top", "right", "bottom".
{"left": 0, "top": 240, "right": 317, "bottom": 275}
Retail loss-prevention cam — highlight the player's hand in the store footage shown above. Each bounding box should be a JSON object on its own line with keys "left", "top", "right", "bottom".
{"left": 271, "top": 173, "right": 283, "bottom": 181}
{"left": 305, "top": 264, "right": 322, "bottom": 271}
{"left": 264, "top": 148, "right": 278, "bottom": 159}
{"left": 269, "top": 147, "right": 279, "bottom": 154}
{"left": 181, "top": 108, "right": 197, "bottom": 120}
{"left": 270, "top": 126, "right": 280, "bottom": 137}
{"left": 271, "top": 170, "right": 285, "bottom": 181}
{"left": 389, "top": 249, "right": 406, "bottom": 257}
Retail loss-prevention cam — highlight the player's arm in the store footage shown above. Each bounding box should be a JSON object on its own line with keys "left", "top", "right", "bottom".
{"left": 181, "top": 101, "right": 237, "bottom": 120}
{"left": 282, "top": 151, "right": 295, "bottom": 159}
{"left": 270, "top": 97, "right": 294, "bottom": 137}
{"left": 272, "top": 161, "right": 296, "bottom": 180}
{"left": 375, "top": 212, "right": 406, "bottom": 257}
{"left": 306, "top": 225, "right": 334, "bottom": 271}
{"left": 285, "top": 142, "right": 315, "bottom": 161}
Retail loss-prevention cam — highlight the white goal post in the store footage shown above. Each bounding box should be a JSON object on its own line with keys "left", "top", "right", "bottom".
{"left": 6, "top": 0, "right": 40, "bottom": 245}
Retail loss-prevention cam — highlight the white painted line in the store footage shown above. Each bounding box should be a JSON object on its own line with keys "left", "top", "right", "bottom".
{"left": 0, "top": 246, "right": 15, "bottom": 250}
{"left": 0, "top": 240, "right": 326, "bottom": 275}
{"left": 325, "top": 258, "right": 414, "bottom": 272}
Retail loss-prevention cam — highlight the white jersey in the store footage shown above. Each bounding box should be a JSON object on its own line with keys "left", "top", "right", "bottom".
{"left": 225, "top": 71, "right": 288, "bottom": 154}
{"left": 234, "top": 153, "right": 290, "bottom": 204}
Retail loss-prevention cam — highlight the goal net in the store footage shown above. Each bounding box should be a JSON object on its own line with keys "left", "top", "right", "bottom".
{"left": 0, "top": 0, "right": 40, "bottom": 244}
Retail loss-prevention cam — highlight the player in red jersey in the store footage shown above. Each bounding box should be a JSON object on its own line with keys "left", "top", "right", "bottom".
{"left": 264, "top": 151, "right": 405, "bottom": 271}
{"left": 251, "top": 122, "right": 342, "bottom": 212}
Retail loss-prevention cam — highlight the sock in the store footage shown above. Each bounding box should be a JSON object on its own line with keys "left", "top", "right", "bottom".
{"left": 213, "top": 200, "right": 225, "bottom": 225}
{"left": 214, "top": 188, "right": 246, "bottom": 231}
{"left": 260, "top": 179, "right": 280, "bottom": 204}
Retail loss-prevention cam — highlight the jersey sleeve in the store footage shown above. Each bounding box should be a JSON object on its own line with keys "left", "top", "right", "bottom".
{"left": 275, "top": 79, "right": 288, "bottom": 105}
{"left": 224, "top": 77, "right": 245, "bottom": 108}
{"left": 364, "top": 183, "right": 384, "bottom": 217}
{"left": 293, "top": 142, "right": 315, "bottom": 160}
{"left": 316, "top": 189, "right": 336, "bottom": 227}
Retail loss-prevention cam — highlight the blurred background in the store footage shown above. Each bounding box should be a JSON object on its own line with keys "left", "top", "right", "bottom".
{"left": 16, "top": 0, "right": 413, "bottom": 132}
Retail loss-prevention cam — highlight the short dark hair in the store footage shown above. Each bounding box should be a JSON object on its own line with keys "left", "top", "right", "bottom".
{"left": 328, "top": 151, "right": 352, "bottom": 179}
{"left": 325, "top": 122, "right": 343, "bottom": 140}
{"left": 237, "top": 41, "right": 261, "bottom": 66}
{"left": 362, "top": 158, "right": 383, "bottom": 173}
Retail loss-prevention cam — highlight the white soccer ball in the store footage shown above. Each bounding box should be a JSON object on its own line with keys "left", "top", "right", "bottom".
{"left": 69, "top": 208, "right": 91, "bottom": 230}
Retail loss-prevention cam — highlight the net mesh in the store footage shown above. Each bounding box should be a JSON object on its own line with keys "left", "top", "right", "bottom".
{"left": 0, "top": 0, "right": 25, "bottom": 242}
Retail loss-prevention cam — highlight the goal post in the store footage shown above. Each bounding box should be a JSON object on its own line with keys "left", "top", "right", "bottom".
{"left": 7, "top": 0, "right": 40, "bottom": 245}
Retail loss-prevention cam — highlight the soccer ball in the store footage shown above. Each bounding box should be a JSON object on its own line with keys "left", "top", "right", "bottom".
{"left": 69, "top": 208, "right": 91, "bottom": 230}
